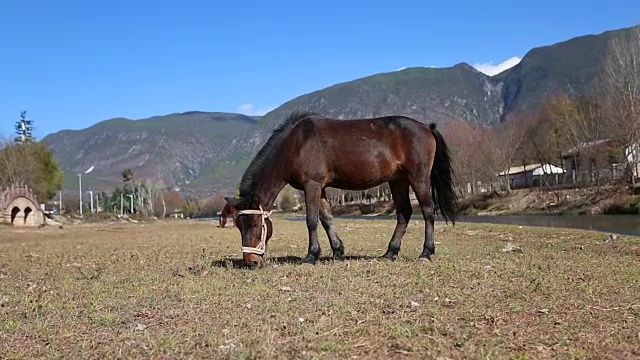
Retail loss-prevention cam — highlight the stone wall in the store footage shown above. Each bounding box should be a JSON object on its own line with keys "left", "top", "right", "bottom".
{"left": 0, "top": 185, "right": 45, "bottom": 227}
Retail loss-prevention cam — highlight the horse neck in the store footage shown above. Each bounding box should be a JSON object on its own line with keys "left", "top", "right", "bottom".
{"left": 251, "top": 162, "right": 288, "bottom": 211}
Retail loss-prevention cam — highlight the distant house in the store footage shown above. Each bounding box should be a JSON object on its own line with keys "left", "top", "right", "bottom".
{"left": 625, "top": 143, "right": 640, "bottom": 180}
{"left": 497, "top": 163, "right": 566, "bottom": 189}
{"left": 560, "top": 139, "right": 638, "bottom": 184}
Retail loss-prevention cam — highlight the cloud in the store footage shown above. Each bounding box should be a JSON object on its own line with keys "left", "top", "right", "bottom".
{"left": 396, "top": 66, "right": 408, "bottom": 71}
{"left": 472, "top": 56, "right": 522, "bottom": 76}
{"left": 236, "top": 103, "right": 276, "bottom": 116}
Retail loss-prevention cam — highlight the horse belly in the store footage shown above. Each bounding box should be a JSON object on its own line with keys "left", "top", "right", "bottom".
{"left": 327, "top": 148, "right": 401, "bottom": 190}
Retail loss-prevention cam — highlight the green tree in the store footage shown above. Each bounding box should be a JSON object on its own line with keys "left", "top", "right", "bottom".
{"left": 98, "top": 191, "right": 109, "bottom": 213}
{"left": 14, "top": 110, "right": 34, "bottom": 144}
{"left": 277, "top": 185, "right": 298, "bottom": 211}
{"left": 181, "top": 196, "right": 202, "bottom": 218}
{"left": 110, "top": 187, "right": 124, "bottom": 214}
{"left": 0, "top": 140, "right": 64, "bottom": 201}
{"left": 122, "top": 168, "right": 134, "bottom": 182}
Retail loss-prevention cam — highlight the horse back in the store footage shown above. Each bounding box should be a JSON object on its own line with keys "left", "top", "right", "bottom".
{"left": 284, "top": 115, "right": 436, "bottom": 188}
{"left": 308, "top": 115, "right": 435, "bottom": 154}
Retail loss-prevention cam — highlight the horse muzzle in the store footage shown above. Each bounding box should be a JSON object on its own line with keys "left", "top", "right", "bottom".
{"left": 243, "top": 252, "right": 264, "bottom": 268}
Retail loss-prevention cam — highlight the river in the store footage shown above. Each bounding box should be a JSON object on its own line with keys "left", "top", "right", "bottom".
{"left": 283, "top": 214, "right": 640, "bottom": 237}
{"left": 201, "top": 213, "right": 639, "bottom": 237}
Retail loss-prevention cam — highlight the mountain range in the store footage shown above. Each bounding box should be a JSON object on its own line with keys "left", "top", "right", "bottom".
{"left": 42, "top": 25, "right": 637, "bottom": 197}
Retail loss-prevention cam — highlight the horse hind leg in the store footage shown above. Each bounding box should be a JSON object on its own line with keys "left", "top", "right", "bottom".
{"left": 319, "top": 190, "right": 345, "bottom": 261}
{"left": 408, "top": 177, "right": 436, "bottom": 261}
{"left": 382, "top": 179, "right": 412, "bottom": 260}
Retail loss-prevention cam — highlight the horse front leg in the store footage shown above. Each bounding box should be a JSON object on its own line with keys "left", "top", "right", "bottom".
{"left": 302, "top": 183, "right": 322, "bottom": 264}
{"left": 319, "top": 189, "right": 345, "bottom": 261}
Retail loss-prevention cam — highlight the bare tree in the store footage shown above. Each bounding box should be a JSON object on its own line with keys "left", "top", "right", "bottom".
{"left": 440, "top": 117, "right": 501, "bottom": 195}
{"left": 144, "top": 177, "right": 165, "bottom": 216}
{"left": 494, "top": 115, "right": 530, "bottom": 192}
{"left": 602, "top": 25, "right": 640, "bottom": 185}
{"left": 566, "top": 96, "right": 612, "bottom": 189}
{"left": 442, "top": 118, "right": 478, "bottom": 195}
{"left": 521, "top": 98, "right": 573, "bottom": 202}
{"left": 153, "top": 189, "right": 184, "bottom": 218}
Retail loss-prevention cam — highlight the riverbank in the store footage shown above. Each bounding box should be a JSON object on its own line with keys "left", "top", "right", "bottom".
{"left": 329, "top": 184, "right": 640, "bottom": 217}
{"left": 458, "top": 184, "right": 640, "bottom": 216}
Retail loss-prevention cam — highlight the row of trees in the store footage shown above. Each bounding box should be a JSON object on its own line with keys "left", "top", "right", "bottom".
{"left": 60, "top": 167, "right": 228, "bottom": 218}
{"left": 61, "top": 183, "right": 229, "bottom": 219}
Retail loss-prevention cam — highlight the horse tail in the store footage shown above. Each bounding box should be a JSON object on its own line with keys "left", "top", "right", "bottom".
{"left": 428, "top": 123, "right": 458, "bottom": 224}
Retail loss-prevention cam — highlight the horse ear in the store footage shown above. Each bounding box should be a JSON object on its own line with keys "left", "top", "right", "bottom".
{"left": 224, "top": 197, "right": 238, "bottom": 208}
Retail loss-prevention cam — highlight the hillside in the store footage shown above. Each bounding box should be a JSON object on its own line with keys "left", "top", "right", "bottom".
{"left": 42, "top": 25, "right": 638, "bottom": 197}
{"left": 42, "top": 111, "right": 258, "bottom": 193}
{"left": 187, "top": 63, "right": 503, "bottom": 194}
{"left": 495, "top": 27, "right": 636, "bottom": 120}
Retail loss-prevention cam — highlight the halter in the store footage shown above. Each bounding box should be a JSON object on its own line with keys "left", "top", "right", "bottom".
{"left": 236, "top": 206, "right": 272, "bottom": 255}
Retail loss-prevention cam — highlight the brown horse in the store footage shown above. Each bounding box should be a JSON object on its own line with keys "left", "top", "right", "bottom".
{"left": 217, "top": 202, "right": 238, "bottom": 228}
{"left": 224, "top": 111, "right": 458, "bottom": 267}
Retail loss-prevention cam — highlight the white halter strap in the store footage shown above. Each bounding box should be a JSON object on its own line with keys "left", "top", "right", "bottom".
{"left": 236, "top": 206, "right": 272, "bottom": 255}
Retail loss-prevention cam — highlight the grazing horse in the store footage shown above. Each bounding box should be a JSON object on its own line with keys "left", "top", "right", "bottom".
{"left": 217, "top": 202, "right": 238, "bottom": 228}
{"left": 224, "top": 111, "right": 458, "bottom": 267}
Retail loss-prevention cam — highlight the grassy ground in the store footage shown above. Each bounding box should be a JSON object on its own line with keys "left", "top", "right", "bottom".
{"left": 1, "top": 215, "right": 639, "bottom": 359}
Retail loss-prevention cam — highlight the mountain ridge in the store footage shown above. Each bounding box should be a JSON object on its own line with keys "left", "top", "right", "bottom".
{"left": 43, "top": 111, "right": 259, "bottom": 193}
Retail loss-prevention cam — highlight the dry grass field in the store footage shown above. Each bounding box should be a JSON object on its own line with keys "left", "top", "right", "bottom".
{"left": 0, "top": 215, "right": 639, "bottom": 359}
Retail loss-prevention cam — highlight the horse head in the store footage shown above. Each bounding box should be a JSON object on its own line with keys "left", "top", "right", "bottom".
{"left": 224, "top": 195, "right": 273, "bottom": 268}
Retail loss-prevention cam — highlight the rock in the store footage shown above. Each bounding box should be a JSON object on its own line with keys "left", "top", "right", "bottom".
{"left": 45, "top": 217, "right": 63, "bottom": 227}
{"left": 501, "top": 243, "right": 523, "bottom": 253}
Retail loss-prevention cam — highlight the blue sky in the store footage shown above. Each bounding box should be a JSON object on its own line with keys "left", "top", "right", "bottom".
{"left": 1, "top": 0, "right": 638, "bottom": 138}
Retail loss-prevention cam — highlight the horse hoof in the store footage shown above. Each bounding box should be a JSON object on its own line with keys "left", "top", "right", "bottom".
{"left": 418, "top": 255, "right": 433, "bottom": 262}
{"left": 380, "top": 253, "right": 397, "bottom": 261}
{"left": 302, "top": 256, "right": 317, "bottom": 265}
{"left": 333, "top": 253, "right": 346, "bottom": 261}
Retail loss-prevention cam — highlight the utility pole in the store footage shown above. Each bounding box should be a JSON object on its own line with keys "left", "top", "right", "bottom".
{"left": 86, "top": 189, "right": 94, "bottom": 213}
{"left": 120, "top": 193, "right": 124, "bottom": 215}
{"left": 59, "top": 190, "right": 63, "bottom": 214}
{"left": 127, "top": 194, "right": 134, "bottom": 214}
{"left": 78, "top": 173, "right": 82, "bottom": 215}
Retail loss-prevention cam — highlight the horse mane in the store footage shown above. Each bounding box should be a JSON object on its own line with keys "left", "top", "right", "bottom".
{"left": 238, "top": 110, "right": 317, "bottom": 198}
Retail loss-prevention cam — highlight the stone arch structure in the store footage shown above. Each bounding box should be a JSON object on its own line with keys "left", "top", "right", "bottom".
{"left": 1, "top": 184, "right": 45, "bottom": 227}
